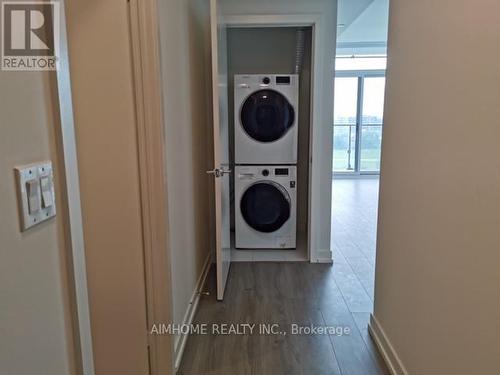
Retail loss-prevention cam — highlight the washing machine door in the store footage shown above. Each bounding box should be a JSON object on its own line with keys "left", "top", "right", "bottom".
{"left": 240, "top": 182, "right": 291, "bottom": 233}
{"left": 240, "top": 89, "right": 295, "bottom": 143}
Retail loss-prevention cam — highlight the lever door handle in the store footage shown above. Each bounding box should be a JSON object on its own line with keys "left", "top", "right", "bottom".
{"left": 206, "top": 168, "right": 231, "bottom": 178}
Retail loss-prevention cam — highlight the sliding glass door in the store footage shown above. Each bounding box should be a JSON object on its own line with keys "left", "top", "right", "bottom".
{"left": 333, "top": 77, "right": 358, "bottom": 171}
{"left": 333, "top": 73, "right": 386, "bottom": 175}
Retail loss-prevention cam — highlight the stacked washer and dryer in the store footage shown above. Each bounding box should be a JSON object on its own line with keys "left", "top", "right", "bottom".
{"left": 234, "top": 74, "right": 299, "bottom": 249}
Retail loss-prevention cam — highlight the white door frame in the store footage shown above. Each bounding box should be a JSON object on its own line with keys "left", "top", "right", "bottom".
{"left": 56, "top": 2, "right": 95, "bottom": 374}
{"left": 128, "top": 0, "right": 175, "bottom": 374}
{"left": 209, "top": 0, "right": 232, "bottom": 300}
{"left": 224, "top": 13, "right": 334, "bottom": 263}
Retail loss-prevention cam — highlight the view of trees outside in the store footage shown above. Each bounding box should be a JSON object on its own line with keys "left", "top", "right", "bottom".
{"left": 333, "top": 125, "right": 356, "bottom": 170}
{"left": 333, "top": 75, "right": 385, "bottom": 173}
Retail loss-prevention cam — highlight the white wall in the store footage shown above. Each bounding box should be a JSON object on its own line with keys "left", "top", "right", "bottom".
{"left": 373, "top": 0, "right": 500, "bottom": 374}
{"left": 0, "top": 68, "right": 76, "bottom": 374}
{"left": 156, "top": 0, "right": 212, "bottom": 349}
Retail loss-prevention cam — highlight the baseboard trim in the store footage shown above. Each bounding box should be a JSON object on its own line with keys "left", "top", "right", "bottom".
{"left": 173, "top": 251, "right": 212, "bottom": 371}
{"left": 368, "top": 314, "right": 408, "bottom": 375}
{"left": 312, "top": 249, "right": 333, "bottom": 263}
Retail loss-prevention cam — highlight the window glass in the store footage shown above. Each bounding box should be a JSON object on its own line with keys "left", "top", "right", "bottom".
{"left": 334, "top": 77, "right": 358, "bottom": 125}
{"left": 360, "top": 126, "right": 382, "bottom": 172}
{"left": 333, "top": 125, "right": 357, "bottom": 172}
{"left": 362, "top": 77, "right": 386, "bottom": 124}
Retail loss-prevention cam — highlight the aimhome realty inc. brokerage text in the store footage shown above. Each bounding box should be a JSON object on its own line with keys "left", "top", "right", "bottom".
{"left": 150, "top": 323, "right": 351, "bottom": 337}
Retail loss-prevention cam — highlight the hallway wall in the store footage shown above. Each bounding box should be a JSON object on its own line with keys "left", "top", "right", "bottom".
{"left": 0, "top": 61, "right": 76, "bottom": 375}
{"left": 374, "top": 1, "right": 500, "bottom": 374}
{"left": 156, "top": 0, "right": 213, "bottom": 356}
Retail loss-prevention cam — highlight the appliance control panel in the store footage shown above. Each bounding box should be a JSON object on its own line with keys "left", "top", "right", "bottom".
{"left": 274, "top": 168, "right": 289, "bottom": 176}
{"left": 237, "top": 166, "right": 296, "bottom": 180}
{"left": 235, "top": 74, "right": 298, "bottom": 89}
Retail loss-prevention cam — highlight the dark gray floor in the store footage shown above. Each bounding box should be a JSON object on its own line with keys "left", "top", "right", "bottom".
{"left": 179, "top": 178, "right": 385, "bottom": 375}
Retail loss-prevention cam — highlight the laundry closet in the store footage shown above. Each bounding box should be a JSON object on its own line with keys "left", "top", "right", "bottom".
{"left": 208, "top": 0, "right": 335, "bottom": 299}
{"left": 226, "top": 27, "right": 313, "bottom": 262}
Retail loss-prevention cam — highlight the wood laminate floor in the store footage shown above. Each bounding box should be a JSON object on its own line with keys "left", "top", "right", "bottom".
{"left": 179, "top": 178, "right": 386, "bottom": 375}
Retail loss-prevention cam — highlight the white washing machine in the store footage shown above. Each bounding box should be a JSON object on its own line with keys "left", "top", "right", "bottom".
{"left": 234, "top": 74, "right": 299, "bottom": 164}
{"left": 235, "top": 165, "right": 297, "bottom": 249}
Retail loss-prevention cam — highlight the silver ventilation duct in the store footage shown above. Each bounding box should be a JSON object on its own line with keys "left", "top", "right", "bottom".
{"left": 294, "top": 28, "right": 305, "bottom": 75}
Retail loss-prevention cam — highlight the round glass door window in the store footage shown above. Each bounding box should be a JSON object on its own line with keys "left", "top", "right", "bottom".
{"left": 240, "top": 89, "right": 295, "bottom": 142}
{"left": 240, "top": 182, "right": 290, "bottom": 233}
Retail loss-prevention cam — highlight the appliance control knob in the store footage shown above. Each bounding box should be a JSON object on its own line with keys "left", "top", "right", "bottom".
{"left": 262, "top": 77, "right": 271, "bottom": 85}
{"left": 262, "top": 169, "right": 270, "bottom": 177}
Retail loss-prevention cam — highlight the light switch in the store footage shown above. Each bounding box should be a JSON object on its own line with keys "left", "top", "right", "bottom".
{"left": 14, "top": 161, "right": 56, "bottom": 231}
{"left": 26, "top": 179, "right": 40, "bottom": 214}
{"left": 40, "top": 176, "right": 53, "bottom": 208}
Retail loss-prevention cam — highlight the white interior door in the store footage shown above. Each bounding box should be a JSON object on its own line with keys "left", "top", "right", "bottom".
{"left": 209, "top": 0, "right": 231, "bottom": 301}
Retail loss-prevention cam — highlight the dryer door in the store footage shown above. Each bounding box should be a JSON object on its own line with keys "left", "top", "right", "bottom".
{"left": 240, "top": 89, "right": 295, "bottom": 142}
{"left": 240, "top": 182, "right": 291, "bottom": 233}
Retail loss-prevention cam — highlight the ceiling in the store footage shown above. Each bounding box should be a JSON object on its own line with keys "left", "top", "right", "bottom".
{"left": 336, "top": 0, "right": 389, "bottom": 55}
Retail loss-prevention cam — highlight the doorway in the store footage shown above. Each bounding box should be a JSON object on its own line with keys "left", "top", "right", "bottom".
{"left": 331, "top": 57, "right": 387, "bottom": 314}
{"left": 333, "top": 57, "right": 387, "bottom": 176}
{"left": 330, "top": 0, "right": 390, "bottom": 325}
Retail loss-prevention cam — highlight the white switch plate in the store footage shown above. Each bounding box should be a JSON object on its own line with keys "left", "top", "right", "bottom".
{"left": 14, "top": 161, "right": 56, "bottom": 231}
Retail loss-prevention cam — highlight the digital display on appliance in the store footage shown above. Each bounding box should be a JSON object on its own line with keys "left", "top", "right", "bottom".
{"left": 276, "top": 76, "right": 291, "bottom": 85}
{"left": 275, "top": 168, "right": 289, "bottom": 176}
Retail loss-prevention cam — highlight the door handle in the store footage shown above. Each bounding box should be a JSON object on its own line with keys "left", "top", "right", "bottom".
{"left": 206, "top": 168, "right": 231, "bottom": 178}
